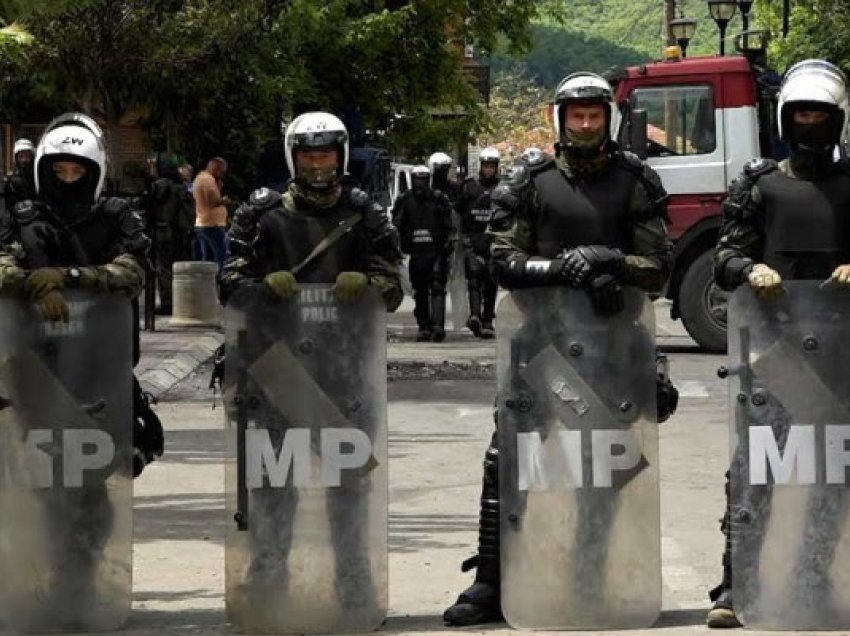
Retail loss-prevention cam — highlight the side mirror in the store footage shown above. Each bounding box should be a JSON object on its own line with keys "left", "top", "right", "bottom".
{"left": 628, "top": 109, "right": 649, "bottom": 160}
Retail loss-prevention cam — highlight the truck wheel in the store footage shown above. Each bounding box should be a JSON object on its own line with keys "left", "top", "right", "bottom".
{"left": 678, "top": 250, "right": 728, "bottom": 352}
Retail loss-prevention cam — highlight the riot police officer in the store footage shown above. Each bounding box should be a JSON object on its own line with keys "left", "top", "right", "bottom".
{"left": 3, "top": 138, "right": 36, "bottom": 210}
{"left": 149, "top": 156, "right": 195, "bottom": 315}
{"left": 456, "top": 147, "right": 501, "bottom": 338}
{"left": 708, "top": 59, "right": 850, "bottom": 629}
{"left": 429, "top": 151, "right": 459, "bottom": 204}
{"left": 0, "top": 113, "right": 161, "bottom": 624}
{"left": 219, "top": 111, "right": 402, "bottom": 615}
{"left": 394, "top": 165, "right": 453, "bottom": 341}
{"left": 443, "top": 72, "right": 672, "bottom": 626}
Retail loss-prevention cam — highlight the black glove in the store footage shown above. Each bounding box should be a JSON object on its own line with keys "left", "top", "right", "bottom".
{"left": 561, "top": 245, "right": 625, "bottom": 288}
{"left": 133, "top": 376, "right": 164, "bottom": 478}
{"left": 588, "top": 273, "right": 624, "bottom": 315}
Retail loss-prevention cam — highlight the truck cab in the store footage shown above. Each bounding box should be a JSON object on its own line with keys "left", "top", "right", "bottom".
{"left": 613, "top": 42, "right": 781, "bottom": 350}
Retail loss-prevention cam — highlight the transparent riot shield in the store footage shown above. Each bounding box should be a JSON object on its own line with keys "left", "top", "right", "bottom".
{"left": 224, "top": 284, "right": 388, "bottom": 633}
{"left": 0, "top": 290, "right": 133, "bottom": 632}
{"left": 727, "top": 281, "right": 850, "bottom": 630}
{"left": 498, "top": 287, "right": 660, "bottom": 629}
{"left": 448, "top": 210, "right": 468, "bottom": 331}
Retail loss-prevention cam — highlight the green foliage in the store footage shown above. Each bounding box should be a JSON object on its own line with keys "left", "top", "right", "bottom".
{"left": 495, "top": 0, "right": 750, "bottom": 94}
{"left": 490, "top": 24, "right": 645, "bottom": 89}
{"left": 754, "top": 0, "right": 850, "bottom": 73}
{"left": 1, "top": 0, "right": 562, "bottom": 195}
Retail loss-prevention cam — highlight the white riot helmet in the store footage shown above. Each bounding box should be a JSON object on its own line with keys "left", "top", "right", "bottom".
{"left": 284, "top": 111, "right": 349, "bottom": 190}
{"left": 13, "top": 138, "right": 34, "bottom": 160}
{"left": 479, "top": 147, "right": 500, "bottom": 166}
{"left": 553, "top": 72, "right": 619, "bottom": 153}
{"left": 411, "top": 164, "right": 431, "bottom": 194}
{"left": 428, "top": 152, "right": 452, "bottom": 190}
{"left": 428, "top": 152, "right": 452, "bottom": 171}
{"left": 35, "top": 112, "right": 107, "bottom": 203}
{"left": 778, "top": 59, "right": 849, "bottom": 148}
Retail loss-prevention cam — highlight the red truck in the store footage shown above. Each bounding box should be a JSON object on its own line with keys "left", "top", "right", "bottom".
{"left": 610, "top": 35, "right": 783, "bottom": 351}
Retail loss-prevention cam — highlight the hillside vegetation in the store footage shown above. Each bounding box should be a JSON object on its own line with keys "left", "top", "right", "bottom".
{"left": 493, "top": 0, "right": 749, "bottom": 89}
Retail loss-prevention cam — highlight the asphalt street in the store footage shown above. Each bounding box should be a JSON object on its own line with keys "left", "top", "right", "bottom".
{"left": 122, "top": 323, "right": 757, "bottom": 635}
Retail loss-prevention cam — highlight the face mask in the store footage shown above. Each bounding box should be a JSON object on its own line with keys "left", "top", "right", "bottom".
{"left": 562, "top": 126, "right": 608, "bottom": 162}
{"left": 297, "top": 166, "right": 338, "bottom": 190}
{"left": 791, "top": 122, "right": 836, "bottom": 152}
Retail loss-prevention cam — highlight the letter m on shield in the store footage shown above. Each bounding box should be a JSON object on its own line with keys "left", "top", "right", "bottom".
{"left": 246, "top": 428, "right": 311, "bottom": 488}
{"left": 749, "top": 425, "right": 815, "bottom": 485}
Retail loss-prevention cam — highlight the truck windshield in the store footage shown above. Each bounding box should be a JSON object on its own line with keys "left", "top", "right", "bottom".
{"left": 632, "top": 85, "right": 716, "bottom": 157}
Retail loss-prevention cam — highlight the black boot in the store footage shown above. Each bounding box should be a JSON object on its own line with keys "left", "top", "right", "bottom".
{"left": 707, "top": 480, "right": 741, "bottom": 628}
{"left": 444, "top": 434, "right": 503, "bottom": 626}
{"left": 467, "top": 284, "right": 483, "bottom": 337}
{"left": 431, "top": 292, "right": 446, "bottom": 342}
{"left": 479, "top": 320, "right": 495, "bottom": 339}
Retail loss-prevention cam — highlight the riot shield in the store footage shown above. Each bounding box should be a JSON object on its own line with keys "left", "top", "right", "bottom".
{"left": 448, "top": 209, "right": 467, "bottom": 331}
{"left": 0, "top": 290, "right": 133, "bottom": 632}
{"left": 224, "top": 284, "right": 388, "bottom": 633}
{"left": 727, "top": 281, "right": 850, "bottom": 630}
{"left": 497, "top": 287, "right": 660, "bottom": 629}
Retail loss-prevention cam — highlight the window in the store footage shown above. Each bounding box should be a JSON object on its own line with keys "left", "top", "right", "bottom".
{"left": 632, "top": 85, "right": 716, "bottom": 157}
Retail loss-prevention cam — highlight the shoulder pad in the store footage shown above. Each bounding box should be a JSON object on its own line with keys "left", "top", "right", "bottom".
{"left": 12, "top": 199, "right": 41, "bottom": 224}
{"left": 231, "top": 202, "right": 255, "bottom": 225}
{"left": 617, "top": 152, "right": 668, "bottom": 205}
{"left": 491, "top": 175, "right": 527, "bottom": 214}
{"left": 742, "top": 157, "right": 778, "bottom": 180}
{"left": 101, "top": 196, "right": 132, "bottom": 216}
{"left": 248, "top": 186, "right": 282, "bottom": 210}
{"left": 347, "top": 187, "right": 371, "bottom": 208}
{"left": 503, "top": 165, "right": 532, "bottom": 190}
{"left": 619, "top": 150, "right": 645, "bottom": 171}
{"left": 362, "top": 201, "right": 390, "bottom": 230}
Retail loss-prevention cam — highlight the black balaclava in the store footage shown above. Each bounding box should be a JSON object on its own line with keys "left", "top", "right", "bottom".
{"left": 786, "top": 103, "right": 843, "bottom": 179}
{"left": 38, "top": 154, "right": 99, "bottom": 223}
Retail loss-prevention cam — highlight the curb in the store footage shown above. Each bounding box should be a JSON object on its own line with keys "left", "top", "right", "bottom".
{"left": 137, "top": 332, "right": 224, "bottom": 398}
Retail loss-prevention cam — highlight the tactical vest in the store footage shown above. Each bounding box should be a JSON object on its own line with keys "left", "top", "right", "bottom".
{"left": 459, "top": 179, "right": 498, "bottom": 256}
{"left": 398, "top": 194, "right": 447, "bottom": 254}
{"left": 531, "top": 161, "right": 636, "bottom": 258}
{"left": 16, "top": 202, "right": 124, "bottom": 268}
{"left": 258, "top": 201, "right": 370, "bottom": 283}
{"left": 758, "top": 168, "right": 850, "bottom": 279}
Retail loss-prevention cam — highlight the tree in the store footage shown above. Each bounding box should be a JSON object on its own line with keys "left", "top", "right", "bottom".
{"left": 2, "top": 0, "right": 563, "bottom": 193}
{"left": 753, "top": 0, "right": 850, "bottom": 72}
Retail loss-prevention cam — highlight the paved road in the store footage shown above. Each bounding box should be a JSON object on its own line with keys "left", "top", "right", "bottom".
{"left": 120, "top": 342, "right": 785, "bottom": 635}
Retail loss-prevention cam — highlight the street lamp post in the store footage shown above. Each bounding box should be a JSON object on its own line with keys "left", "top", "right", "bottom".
{"left": 670, "top": 15, "right": 697, "bottom": 57}
{"left": 708, "top": 0, "right": 738, "bottom": 55}
{"left": 738, "top": 0, "right": 753, "bottom": 47}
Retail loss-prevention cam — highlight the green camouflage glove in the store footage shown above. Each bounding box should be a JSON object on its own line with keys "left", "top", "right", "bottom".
{"left": 25, "top": 267, "right": 66, "bottom": 300}
{"left": 264, "top": 270, "right": 299, "bottom": 301}
{"left": 334, "top": 271, "right": 369, "bottom": 303}
{"left": 38, "top": 289, "right": 70, "bottom": 323}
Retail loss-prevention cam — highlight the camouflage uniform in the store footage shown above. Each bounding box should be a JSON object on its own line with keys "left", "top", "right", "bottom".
{"left": 220, "top": 183, "right": 402, "bottom": 310}
{"left": 0, "top": 198, "right": 148, "bottom": 300}
{"left": 443, "top": 146, "right": 672, "bottom": 627}
{"left": 489, "top": 152, "right": 671, "bottom": 292}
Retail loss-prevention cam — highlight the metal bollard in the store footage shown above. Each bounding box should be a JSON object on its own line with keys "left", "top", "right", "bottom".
{"left": 170, "top": 261, "right": 221, "bottom": 327}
